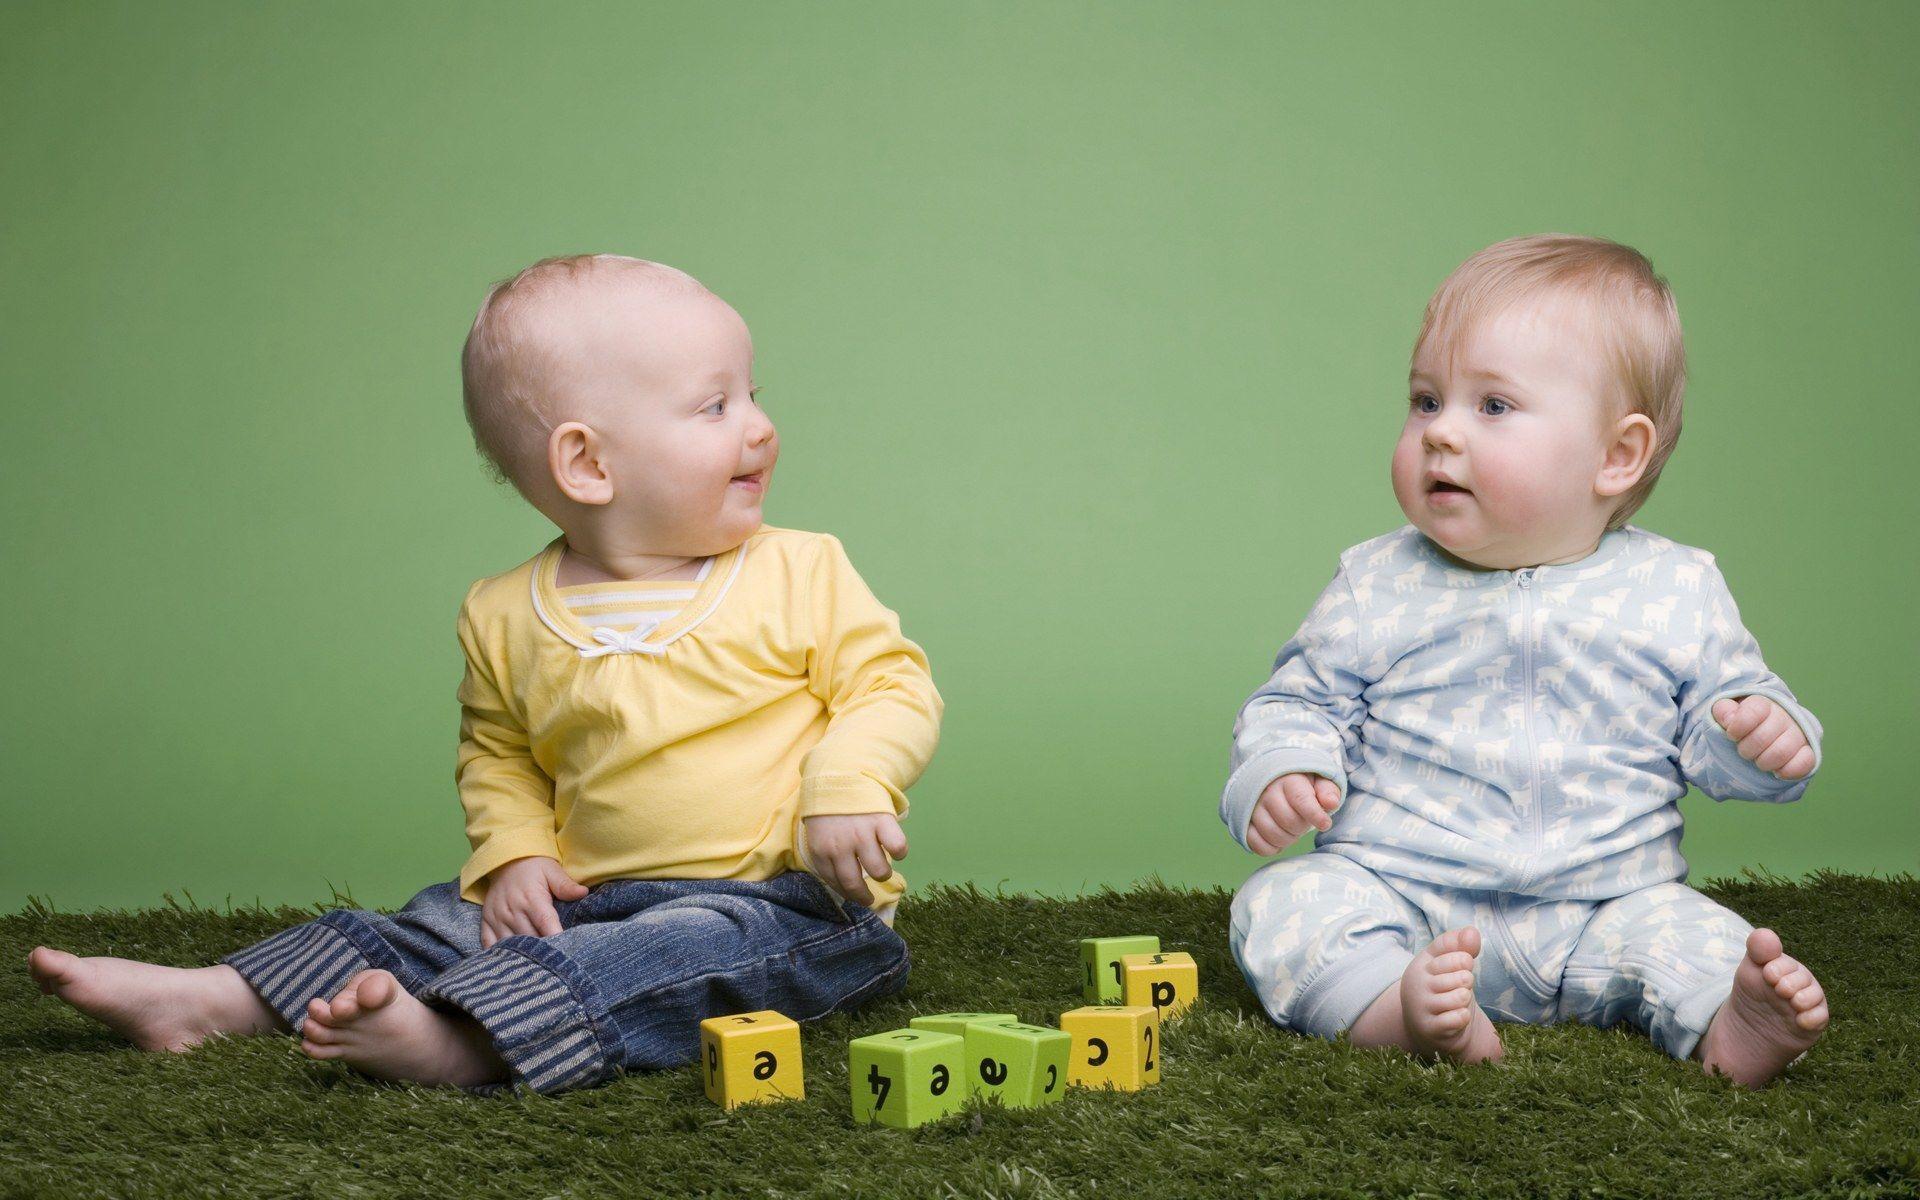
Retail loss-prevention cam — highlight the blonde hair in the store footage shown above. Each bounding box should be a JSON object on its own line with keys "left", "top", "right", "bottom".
{"left": 460, "top": 254, "right": 709, "bottom": 499}
{"left": 1413, "top": 234, "right": 1686, "bottom": 529}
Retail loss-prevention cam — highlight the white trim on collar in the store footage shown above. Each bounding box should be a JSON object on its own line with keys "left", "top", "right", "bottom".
{"left": 530, "top": 541, "right": 749, "bottom": 658}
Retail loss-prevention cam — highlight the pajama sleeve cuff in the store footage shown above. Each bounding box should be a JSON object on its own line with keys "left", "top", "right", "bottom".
{"left": 1221, "top": 748, "right": 1347, "bottom": 852}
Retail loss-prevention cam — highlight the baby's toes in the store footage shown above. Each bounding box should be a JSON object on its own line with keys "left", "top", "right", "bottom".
{"left": 300, "top": 1037, "right": 345, "bottom": 1061}
{"left": 1427, "top": 950, "right": 1475, "bottom": 977}
{"left": 302, "top": 1019, "right": 340, "bottom": 1046}
{"left": 1429, "top": 1006, "right": 1472, "bottom": 1033}
{"left": 305, "top": 996, "right": 336, "bottom": 1027}
{"left": 1427, "top": 968, "right": 1474, "bottom": 996}
{"left": 1772, "top": 966, "right": 1813, "bottom": 1001}
{"left": 1795, "top": 998, "right": 1830, "bottom": 1032}
{"left": 1427, "top": 986, "right": 1473, "bottom": 1014}
{"left": 1761, "top": 954, "right": 1802, "bottom": 987}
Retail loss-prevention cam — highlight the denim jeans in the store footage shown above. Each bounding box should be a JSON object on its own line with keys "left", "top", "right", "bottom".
{"left": 222, "top": 871, "right": 909, "bottom": 1094}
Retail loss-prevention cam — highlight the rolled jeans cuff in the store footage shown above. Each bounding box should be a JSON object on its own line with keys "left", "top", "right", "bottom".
{"left": 416, "top": 934, "right": 620, "bottom": 1096}
{"left": 222, "top": 919, "right": 371, "bottom": 1033}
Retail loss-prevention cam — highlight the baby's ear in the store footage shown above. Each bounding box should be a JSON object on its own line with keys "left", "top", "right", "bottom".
{"left": 548, "top": 421, "right": 614, "bottom": 505}
{"left": 1594, "top": 412, "right": 1656, "bottom": 498}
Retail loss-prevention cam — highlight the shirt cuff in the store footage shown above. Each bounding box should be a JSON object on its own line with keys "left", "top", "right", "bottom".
{"left": 458, "top": 829, "right": 563, "bottom": 904}
{"left": 798, "top": 773, "right": 908, "bottom": 819}
{"left": 1698, "top": 685, "right": 1821, "bottom": 804}
{"left": 1221, "top": 748, "right": 1347, "bottom": 852}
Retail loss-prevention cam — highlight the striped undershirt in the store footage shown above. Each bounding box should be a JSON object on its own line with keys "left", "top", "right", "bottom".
{"left": 554, "top": 556, "right": 714, "bottom": 637}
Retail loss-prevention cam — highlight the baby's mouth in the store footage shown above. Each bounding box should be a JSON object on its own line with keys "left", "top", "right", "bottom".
{"left": 1429, "top": 480, "right": 1472, "bottom": 495}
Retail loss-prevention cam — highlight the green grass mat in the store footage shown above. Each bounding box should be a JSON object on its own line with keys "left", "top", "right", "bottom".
{"left": 4, "top": 873, "right": 1916, "bottom": 1198}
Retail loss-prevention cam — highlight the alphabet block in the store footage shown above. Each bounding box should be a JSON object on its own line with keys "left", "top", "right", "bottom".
{"left": 966, "top": 1021, "right": 1072, "bottom": 1108}
{"left": 1119, "top": 951, "right": 1198, "bottom": 1020}
{"left": 698, "top": 1010, "right": 803, "bottom": 1109}
{"left": 1060, "top": 1005, "right": 1161, "bottom": 1091}
{"left": 909, "top": 1011, "right": 1018, "bottom": 1038}
{"left": 1080, "top": 935, "right": 1160, "bottom": 1003}
{"left": 848, "top": 1029, "right": 966, "bottom": 1128}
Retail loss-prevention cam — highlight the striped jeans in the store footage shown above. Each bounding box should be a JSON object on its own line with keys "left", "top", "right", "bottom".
{"left": 222, "top": 871, "right": 909, "bottom": 1094}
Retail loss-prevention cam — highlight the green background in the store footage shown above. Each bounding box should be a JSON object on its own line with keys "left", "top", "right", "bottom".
{"left": 3, "top": 2, "right": 1914, "bottom": 910}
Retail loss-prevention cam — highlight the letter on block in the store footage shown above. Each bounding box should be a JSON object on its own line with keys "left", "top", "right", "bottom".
{"left": 909, "top": 1011, "right": 1018, "bottom": 1038}
{"left": 699, "top": 1010, "right": 804, "bottom": 1109}
{"left": 1080, "top": 935, "right": 1160, "bottom": 1003}
{"left": 1060, "top": 1005, "right": 1161, "bottom": 1091}
{"left": 848, "top": 1029, "right": 967, "bottom": 1129}
{"left": 1119, "top": 951, "right": 1198, "bottom": 1020}
{"left": 967, "top": 1021, "right": 1072, "bottom": 1109}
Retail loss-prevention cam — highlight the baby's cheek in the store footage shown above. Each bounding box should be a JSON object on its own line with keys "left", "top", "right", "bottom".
{"left": 1477, "top": 441, "right": 1560, "bottom": 521}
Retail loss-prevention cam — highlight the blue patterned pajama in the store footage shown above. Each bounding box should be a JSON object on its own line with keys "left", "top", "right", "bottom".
{"left": 1230, "top": 854, "right": 1750, "bottom": 1057}
{"left": 1220, "top": 524, "right": 1821, "bottom": 1059}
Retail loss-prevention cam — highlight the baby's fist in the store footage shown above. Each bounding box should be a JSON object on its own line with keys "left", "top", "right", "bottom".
{"left": 1247, "top": 772, "right": 1342, "bottom": 856}
{"left": 803, "top": 812, "right": 908, "bottom": 907}
{"left": 1711, "top": 695, "right": 1814, "bottom": 781}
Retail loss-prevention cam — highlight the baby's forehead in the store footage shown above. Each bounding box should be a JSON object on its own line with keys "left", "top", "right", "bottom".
{"left": 1416, "top": 290, "right": 1611, "bottom": 383}
{"left": 533, "top": 269, "right": 745, "bottom": 364}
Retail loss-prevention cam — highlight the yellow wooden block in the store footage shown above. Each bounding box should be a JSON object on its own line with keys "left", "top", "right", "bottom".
{"left": 1119, "top": 951, "right": 1198, "bottom": 1020}
{"left": 1060, "top": 1005, "right": 1161, "bottom": 1090}
{"left": 699, "top": 1009, "right": 804, "bottom": 1108}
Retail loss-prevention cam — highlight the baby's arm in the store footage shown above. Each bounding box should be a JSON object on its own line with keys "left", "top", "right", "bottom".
{"left": 1675, "top": 561, "right": 1823, "bottom": 803}
{"left": 1223, "top": 563, "right": 1370, "bottom": 853}
{"left": 453, "top": 593, "right": 567, "bottom": 906}
{"left": 799, "top": 535, "right": 943, "bottom": 904}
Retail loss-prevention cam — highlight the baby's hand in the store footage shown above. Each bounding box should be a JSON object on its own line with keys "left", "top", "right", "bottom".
{"left": 480, "top": 856, "right": 589, "bottom": 948}
{"left": 1712, "top": 695, "right": 1815, "bottom": 781}
{"left": 803, "top": 813, "right": 908, "bottom": 907}
{"left": 1247, "top": 772, "right": 1342, "bottom": 856}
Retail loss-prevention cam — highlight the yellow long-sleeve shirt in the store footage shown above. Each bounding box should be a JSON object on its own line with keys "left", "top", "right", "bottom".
{"left": 453, "top": 526, "right": 942, "bottom": 910}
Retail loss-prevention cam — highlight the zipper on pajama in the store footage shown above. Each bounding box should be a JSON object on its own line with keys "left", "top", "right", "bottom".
{"left": 1514, "top": 567, "right": 1544, "bottom": 892}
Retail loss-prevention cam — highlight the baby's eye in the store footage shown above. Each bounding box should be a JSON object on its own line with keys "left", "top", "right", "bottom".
{"left": 1410, "top": 393, "right": 1439, "bottom": 414}
{"left": 701, "top": 397, "right": 727, "bottom": 417}
{"left": 749, "top": 386, "right": 764, "bottom": 405}
{"left": 1482, "top": 396, "right": 1511, "bottom": 416}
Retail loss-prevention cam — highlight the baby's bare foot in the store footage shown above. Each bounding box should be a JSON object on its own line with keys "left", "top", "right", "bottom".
{"left": 1697, "top": 928, "right": 1828, "bottom": 1087}
{"left": 1399, "top": 926, "right": 1504, "bottom": 1063}
{"left": 301, "top": 969, "right": 510, "bottom": 1088}
{"left": 26, "top": 947, "right": 283, "bottom": 1051}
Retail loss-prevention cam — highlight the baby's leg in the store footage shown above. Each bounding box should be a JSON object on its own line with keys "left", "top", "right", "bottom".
{"left": 27, "top": 950, "right": 283, "bottom": 1051}
{"left": 1558, "top": 883, "right": 1826, "bottom": 1086}
{"left": 1231, "top": 853, "right": 1501, "bottom": 1063}
{"left": 28, "top": 879, "right": 486, "bottom": 1054}
{"left": 220, "top": 881, "right": 485, "bottom": 1034}
{"left": 310, "top": 872, "right": 905, "bottom": 1093}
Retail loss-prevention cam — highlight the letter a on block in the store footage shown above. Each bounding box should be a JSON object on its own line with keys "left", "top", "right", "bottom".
{"left": 848, "top": 1029, "right": 968, "bottom": 1129}
{"left": 1060, "top": 1005, "right": 1160, "bottom": 1091}
{"left": 966, "top": 1021, "right": 1073, "bottom": 1108}
{"left": 699, "top": 1010, "right": 804, "bottom": 1109}
{"left": 1119, "top": 951, "right": 1198, "bottom": 1020}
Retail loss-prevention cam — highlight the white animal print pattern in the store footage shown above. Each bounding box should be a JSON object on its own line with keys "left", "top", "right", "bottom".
{"left": 1222, "top": 524, "right": 1820, "bottom": 899}
{"left": 1221, "top": 525, "right": 1821, "bottom": 1058}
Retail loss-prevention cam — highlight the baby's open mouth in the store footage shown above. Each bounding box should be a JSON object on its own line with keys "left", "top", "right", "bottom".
{"left": 1429, "top": 480, "right": 1471, "bottom": 494}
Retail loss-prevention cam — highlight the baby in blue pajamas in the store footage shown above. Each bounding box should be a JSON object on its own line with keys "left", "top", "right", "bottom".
{"left": 1226, "top": 235, "right": 1829, "bottom": 1086}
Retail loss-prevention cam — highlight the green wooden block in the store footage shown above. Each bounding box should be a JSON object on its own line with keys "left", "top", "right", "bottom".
{"left": 909, "top": 1011, "right": 1018, "bottom": 1038}
{"left": 848, "top": 1029, "right": 966, "bottom": 1129}
{"left": 965, "top": 1021, "right": 1072, "bottom": 1108}
{"left": 1080, "top": 935, "right": 1160, "bottom": 1003}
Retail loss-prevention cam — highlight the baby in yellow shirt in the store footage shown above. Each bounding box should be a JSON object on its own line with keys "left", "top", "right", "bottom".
{"left": 28, "top": 255, "right": 942, "bottom": 1094}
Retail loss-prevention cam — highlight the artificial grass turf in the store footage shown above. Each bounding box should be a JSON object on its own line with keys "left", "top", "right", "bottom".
{"left": 2, "top": 874, "right": 1916, "bottom": 1199}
